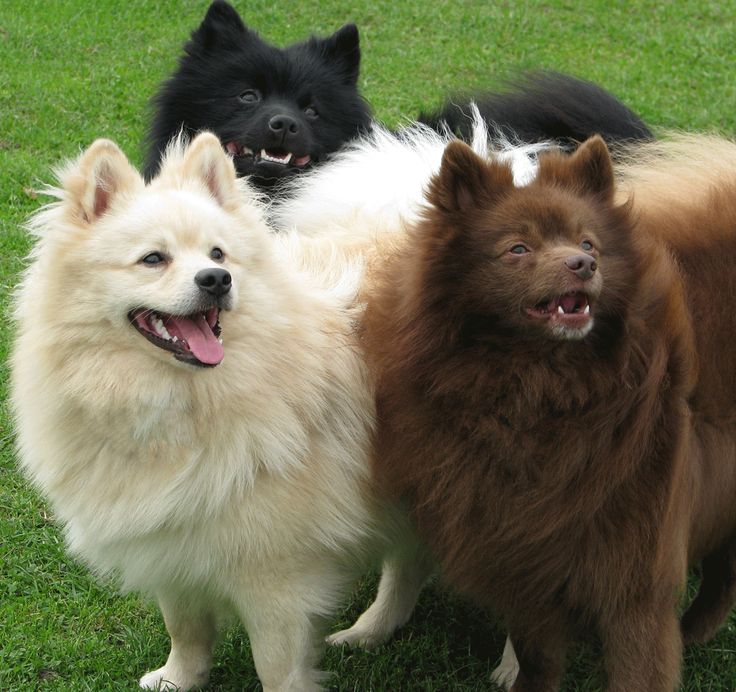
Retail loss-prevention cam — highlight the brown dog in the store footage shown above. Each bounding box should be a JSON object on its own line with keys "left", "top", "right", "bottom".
{"left": 358, "top": 136, "right": 736, "bottom": 690}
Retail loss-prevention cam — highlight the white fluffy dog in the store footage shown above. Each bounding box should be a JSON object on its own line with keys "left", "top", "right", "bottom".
{"left": 10, "top": 132, "right": 398, "bottom": 691}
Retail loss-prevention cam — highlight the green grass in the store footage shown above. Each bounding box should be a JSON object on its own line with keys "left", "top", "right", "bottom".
{"left": 1, "top": 0, "right": 735, "bottom": 689}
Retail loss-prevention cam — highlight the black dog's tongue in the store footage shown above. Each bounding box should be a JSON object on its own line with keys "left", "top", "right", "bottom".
{"left": 164, "top": 314, "right": 224, "bottom": 365}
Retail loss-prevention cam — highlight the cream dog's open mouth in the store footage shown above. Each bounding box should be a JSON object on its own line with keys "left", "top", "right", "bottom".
{"left": 129, "top": 307, "right": 223, "bottom": 367}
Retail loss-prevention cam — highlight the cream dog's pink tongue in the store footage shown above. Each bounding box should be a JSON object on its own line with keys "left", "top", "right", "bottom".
{"left": 166, "top": 314, "right": 224, "bottom": 365}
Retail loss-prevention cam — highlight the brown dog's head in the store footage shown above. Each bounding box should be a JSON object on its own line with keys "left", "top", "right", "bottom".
{"left": 418, "top": 136, "right": 636, "bottom": 346}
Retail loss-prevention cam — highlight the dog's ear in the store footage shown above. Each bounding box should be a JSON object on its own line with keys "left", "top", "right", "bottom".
{"left": 69, "top": 139, "right": 142, "bottom": 224}
{"left": 181, "top": 132, "right": 240, "bottom": 210}
{"left": 539, "top": 135, "right": 615, "bottom": 200}
{"left": 190, "top": 1, "right": 257, "bottom": 52}
{"left": 428, "top": 140, "right": 514, "bottom": 215}
{"left": 319, "top": 24, "right": 361, "bottom": 85}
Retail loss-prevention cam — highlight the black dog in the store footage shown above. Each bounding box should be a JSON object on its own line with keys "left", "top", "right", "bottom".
{"left": 144, "top": 2, "right": 652, "bottom": 195}
{"left": 143, "top": 0, "right": 371, "bottom": 189}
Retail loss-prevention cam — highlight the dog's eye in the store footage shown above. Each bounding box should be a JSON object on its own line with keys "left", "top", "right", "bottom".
{"left": 140, "top": 252, "right": 166, "bottom": 266}
{"left": 239, "top": 89, "right": 261, "bottom": 104}
{"left": 509, "top": 244, "right": 529, "bottom": 255}
{"left": 581, "top": 240, "right": 594, "bottom": 252}
{"left": 210, "top": 247, "right": 225, "bottom": 261}
{"left": 304, "top": 105, "right": 318, "bottom": 118}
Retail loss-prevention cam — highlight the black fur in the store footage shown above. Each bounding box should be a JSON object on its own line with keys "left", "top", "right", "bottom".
{"left": 143, "top": 1, "right": 372, "bottom": 189}
{"left": 419, "top": 71, "right": 653, "bottom": 146}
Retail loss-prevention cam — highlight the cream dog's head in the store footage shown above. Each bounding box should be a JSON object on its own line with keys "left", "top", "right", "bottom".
{"left": 22, "top": 132, "right": 272, "bottom": 371}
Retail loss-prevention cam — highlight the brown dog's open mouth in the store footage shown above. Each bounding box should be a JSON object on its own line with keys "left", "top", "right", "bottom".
{"left": 224, "top": 141, "right": 312, "bottom": 168}
{"left": 525, "top": 291, "right": 593, "bottom": 330}
{"left": 128, "top": 307, "right": 224, "bottom": 367}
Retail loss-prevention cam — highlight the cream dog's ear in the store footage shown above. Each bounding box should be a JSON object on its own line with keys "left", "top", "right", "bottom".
{"left": 66, "top": 139, "right": 142, "bottom": 224}
{"left": 180, "top": 132, "right": 240, "bottom": 211}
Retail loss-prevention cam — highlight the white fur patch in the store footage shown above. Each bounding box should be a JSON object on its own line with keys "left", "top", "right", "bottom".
{"left": 271, "top": 107, "right": 550, "bottom": 237}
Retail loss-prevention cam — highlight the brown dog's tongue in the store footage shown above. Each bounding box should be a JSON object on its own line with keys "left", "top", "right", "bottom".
{"left": 165, "top": 314, "right": 224, "bottom": 365}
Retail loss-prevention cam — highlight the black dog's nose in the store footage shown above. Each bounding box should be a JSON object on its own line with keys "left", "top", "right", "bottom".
{"left": 268, "top": 115, "right": 299, "bottom": 135}
{"left": 195, "top": 268, "right": 232, "bottom": 297}
{"left": 565, "top": 254, "right": 597, "bottom": 280}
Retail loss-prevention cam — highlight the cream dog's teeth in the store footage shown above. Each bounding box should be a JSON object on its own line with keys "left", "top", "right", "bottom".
{"left": 557, "top": 305, "right": 564, "bottom": 314}
{"left": 152, "top": 317, "right": 172, "bottom": 340}
{"left": 584, "top": 305, "right": 590, "bottom": 314}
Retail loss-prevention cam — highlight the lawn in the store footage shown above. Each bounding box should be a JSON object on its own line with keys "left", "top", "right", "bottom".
{"left": 1, "top": 1, "right": 735, "bottom": 690}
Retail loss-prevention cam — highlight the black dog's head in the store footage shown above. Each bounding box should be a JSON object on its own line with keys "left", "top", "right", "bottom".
{"left": 144, "top": 1, "right": 372, "bottom": 189}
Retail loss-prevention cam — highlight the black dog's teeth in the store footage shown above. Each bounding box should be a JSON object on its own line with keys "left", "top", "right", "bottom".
{"left": 225, "top": 141, "right": 254, "bottom": 157}
{"left": 260, "top": 149, "right": 293, "bottom": 164}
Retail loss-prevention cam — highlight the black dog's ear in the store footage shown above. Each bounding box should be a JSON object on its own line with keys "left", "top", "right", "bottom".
{"left": 319, "top": 23, "right": 361, "bottom": 85}
{"left": 190, "top": 1, "right": 257, "bottom": 52}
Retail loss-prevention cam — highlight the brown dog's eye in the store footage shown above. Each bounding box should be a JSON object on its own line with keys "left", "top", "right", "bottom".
{"left": 509, "top": 244, "right": 529, "bottom": 255}
{"left": 581, "top": 240, "right": 594, "bottom": 252}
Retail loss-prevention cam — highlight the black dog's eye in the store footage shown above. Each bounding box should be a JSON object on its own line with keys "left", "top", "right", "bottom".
{"left": 581, "top": 240, "right": 594, "bottom": 252}
{"left": 509, "top": 244, "right": 529, "bottom": 255}
{"left": 239, "top": 89, "right": 261, "bottom": 104}
{"left": 140, "top": 252, "right": 166, "bottom": 266}
{"left": 304, "top": 105, "right": 318, "bottom": 118}
{"left": 210, "top": 247, "right": 225, "bottom": 261}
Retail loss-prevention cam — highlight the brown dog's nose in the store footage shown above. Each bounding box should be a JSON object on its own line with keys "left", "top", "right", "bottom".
{"left": 565, "top": 253, "right": 597, "bottom": 280}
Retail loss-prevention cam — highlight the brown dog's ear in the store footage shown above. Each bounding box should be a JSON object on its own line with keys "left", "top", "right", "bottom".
{"left": 540, "top": 135, "right": 615, "bottom": 200}
{"left": 428, "top": 140, "right": 514, "bottom": 214}
{"left": 69, "top": 139, "right": 142, "bottom": 224}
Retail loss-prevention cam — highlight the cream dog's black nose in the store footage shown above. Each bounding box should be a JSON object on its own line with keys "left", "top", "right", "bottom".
{"left": 195, "top": 268, "right": 232, "bottom": 297}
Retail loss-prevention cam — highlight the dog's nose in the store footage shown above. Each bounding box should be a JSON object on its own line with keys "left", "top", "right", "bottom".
{"left": 565, "top": 253, "right": 597, "bottom": 280}
{"left": 195, "top": 268, "right": 232, "bottom": 297}
{"left": 268, "top": 115, "right": 299, "bottom": 135}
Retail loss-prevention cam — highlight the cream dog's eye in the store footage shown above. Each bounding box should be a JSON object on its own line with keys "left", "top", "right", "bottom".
{"left": 210, "top": 247, "right": 225, "bottom": 261}
{"left": 140, "top": 252, "right": 166, "bottom": 266}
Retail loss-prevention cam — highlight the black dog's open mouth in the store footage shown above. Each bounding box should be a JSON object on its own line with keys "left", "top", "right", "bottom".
{"left": 129, "top": 307, "right": 223, "bottom": 367}
{"left": 224, "top": 141, "right": 312, "bottom": 168}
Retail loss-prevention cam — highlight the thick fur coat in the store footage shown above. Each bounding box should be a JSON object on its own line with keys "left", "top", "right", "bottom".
{"left": 11, "top": 133, "right": 388, "bottom": 691}
{"left": 357, "top": 135, "right": 736, "bottom": 690}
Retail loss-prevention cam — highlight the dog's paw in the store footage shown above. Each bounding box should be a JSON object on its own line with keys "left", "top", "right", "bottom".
{"left": 139, "top": 668, "right": 179, "bottom": 691}
{"left": 490, "top": 637, "right": 519, "bottom": 690}
{"left": 139, "top": 665, "right": 206, "bottom": 691}
{"left": 325, "top": 625, "right": 385, "bottom": 650}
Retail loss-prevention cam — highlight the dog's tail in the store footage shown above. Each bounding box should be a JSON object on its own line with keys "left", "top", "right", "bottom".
{"left": 271, "top": 109, "right": 551, "bottom": 237}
